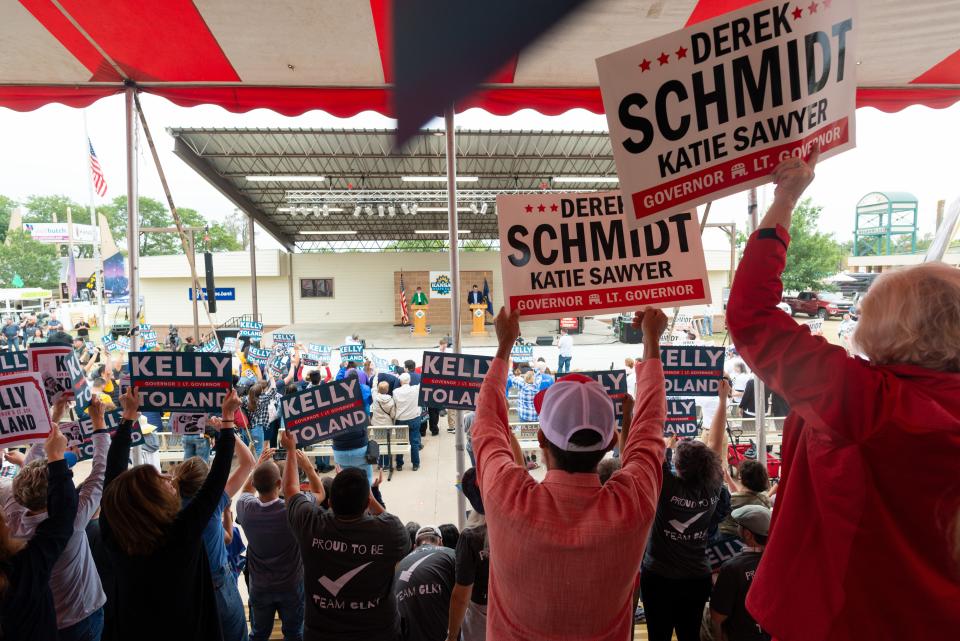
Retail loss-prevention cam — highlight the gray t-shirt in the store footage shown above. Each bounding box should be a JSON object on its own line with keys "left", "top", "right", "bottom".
{"left": 394, "top": 544, "right": 456, "bottom": 641}
{"left": 642, "top": 458, "right": 721, "bottom": 579}
{"left": 236, "top": 492, "right": 312, "bottom": 593}
{"left": 287, "top": 493, "right": 410, "bottom": 641}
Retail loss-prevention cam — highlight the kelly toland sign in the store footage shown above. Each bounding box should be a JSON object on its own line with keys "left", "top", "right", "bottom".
{"left": 418, "top": 352, "right": 492, "bottom": 410}
{"left": 0, "top": 374, "right": 53, "bottom": 448}
{"left": 273, "top": 332, "right": 296, "bottom": 345}
{"left": 509, "top": 344, "right": 534, "bottom": 364}
{"left": 222, "top": 337, "right": 238, "bottom": 353}
{"left": 309, "top": 344, "right": 331, "bottom": 360}
{"left": 238, "top": 320, "right": 264, "bottom": 338}
{"left": 280, "top": 379, "right": 368, "bottom": 448}
{"left": 339, "top": 343, "right": 364, "bottom": 362}
{"left": 497, "top": 191, "right": 710, "bottom": 319}
{"left": 596, "top": 0, "right": 857, "bottom": 227}
{"left": 577, "top": 370, "right": 628, "bottom": 421}
{"left": 29, "top": 345, "right": 87, "bottom": 404}
{"left": 247, "top": 347, "right": 272, "bottom": 366}
{"left": 665, "top": 398, "right": 700, "bottom": 437}
{"left": 0, "top": 351, "right": 29, "bottom": 377}
{"left": 74, "top": 411, "right": 145, "bottom": 461}
{"left": 660, "top": 346, "right": 726, "bottom": 396}
{"left": 102, "top": 336, "right": 117, "bottom": 353}
{"left": 129, "top": 352, "right": 233, "bottom": 412}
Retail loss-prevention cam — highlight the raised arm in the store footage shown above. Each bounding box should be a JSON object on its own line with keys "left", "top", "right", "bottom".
{"left": 172, "top": 391, "right": 239, "bottom": 540}
{"left": 281, "top": 429, "right": 300, "bottom": 499}
{"left": 726, "top": 149, "right": 883, "bottom": 442}
{"left": 295, "top": 449, "right": 325, "bottom": 503}
{"left": 19, "top": 427, "right": 79, "bottom": 582}
{"left": 614, "top": 309, "right": 667, "bottom": 506}
{"left": 104, "top": 389, "right": 139, "bottom": 487}
{"left": 75, "top": 395, "right": 111, "bottom": 525}
{"left": 705, "top": 380, "right": 729, "bottom": 457}
{"left": 221, "top": 421, "right": 257, "bottom": 498}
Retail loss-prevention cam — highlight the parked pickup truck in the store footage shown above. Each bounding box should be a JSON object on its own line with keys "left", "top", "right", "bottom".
{"left": 782, "top": 291, "right": 853, "bottom": 319}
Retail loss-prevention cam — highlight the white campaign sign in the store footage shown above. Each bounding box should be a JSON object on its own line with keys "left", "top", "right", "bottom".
{"left": 596, "top": 0, "right": 857, "bottom": 227}
{"left": 0, "top": 373, "right": 53, "bottom": 448}
{"left": 497, "top": 191, "right": 710, "bottom": 320}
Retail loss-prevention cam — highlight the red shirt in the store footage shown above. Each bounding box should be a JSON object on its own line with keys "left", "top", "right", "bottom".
{"left": 727, "top": 226, "right": 960, "bottom": 641}
{"left": 473, "top": 357, "right": 664, "bottom": 640}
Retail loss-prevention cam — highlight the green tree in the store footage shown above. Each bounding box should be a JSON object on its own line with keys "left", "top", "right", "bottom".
{"left": 99, "top": 195, "right": 175, "bottom": 255}
{"left": 178, "top": 208, "right": 243, "bottom": 252}
{"left": 0, "top": 195, "right": 17, "bottom": 244}
{"left": 0, "top": 231, "right": 61, "bottom": 289}
{"left": 782, "top": 199, "right": 844, "bottom": 292}
{"left": 95, "top": 196, "right": 131, "bottom": 247}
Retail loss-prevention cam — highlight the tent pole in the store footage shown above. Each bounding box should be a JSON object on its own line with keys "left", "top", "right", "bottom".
{"left": 445, "top": 105, "right": 466, "bottom": 530}
{"left": 249, "top": 214, "right": 259, "bottom": 321}
{"left": 125, "top": 86, "right": 140, "bottom": 351}
{"left": 747, "top": 187, "right": 767, "bottom": 466}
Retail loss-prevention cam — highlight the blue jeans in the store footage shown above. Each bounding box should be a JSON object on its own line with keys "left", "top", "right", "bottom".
{"left": 58, "top": 607, "right": 104, "bottom": 641}
{"left": 396, "top": 417, "right": 421, "bottom": 468}
{"left": 703, "top": 315, "right": 714, "bottom": 336}
{"left": 557, "top": 355, "right": 572, "bottom": 374}
{"left": 182, "top": 435, "right": 210, "bottom": 462}
{"left": 212, "top": 564, "right": 249, "bottom": 641}
{"left": 243, "top": 425, "right": 265, "bottom": 457}
{"left": 333, "top": 445, "right": 373, "bottom": 484}
{"left": 5, "top": 337, "right": 19, "bottom": 351}
{"left": 249, "top": 583, "right": 304, "bottom": 641}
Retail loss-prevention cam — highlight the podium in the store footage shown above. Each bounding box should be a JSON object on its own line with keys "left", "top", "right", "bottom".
{"left": 470, "top": 304, "right": 488, "bottom": 336}
{"left": 411, "top": 304, "right": 429, "bottom": 336}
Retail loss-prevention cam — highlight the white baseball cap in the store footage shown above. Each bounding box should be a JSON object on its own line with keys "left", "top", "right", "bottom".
{"left": 535, "top": 374, "right": 616, "bottom": 452}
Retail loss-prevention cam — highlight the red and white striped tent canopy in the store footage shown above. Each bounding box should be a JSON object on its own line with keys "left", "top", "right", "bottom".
{"left": 1, "top": 0, "right": 959, "bottom": 116}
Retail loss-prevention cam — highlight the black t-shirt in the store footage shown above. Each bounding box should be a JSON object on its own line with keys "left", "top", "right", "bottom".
{"left": 287, "top": 494, "right": 410, "bottom": 641}
{"left": 394, "top": 544, "right": 456, "bottom": 641}
{"left": 74, "top": 321, "right": 90, "bottom": 338}
{"left": 710, "top": 551, "right": 771, "bottom": 641}
{"left": 643, "top": 457, "right": 721, "bottom": 579}
{"left": 454, "top": 524, "right": 489, "bottom": 606}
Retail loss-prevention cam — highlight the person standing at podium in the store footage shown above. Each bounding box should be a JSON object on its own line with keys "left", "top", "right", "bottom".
{"left": 468, "top": 284, "right": 483, "bottom": 304}
{"left": 412, "top": 287, "right": 428, "bottom": 306}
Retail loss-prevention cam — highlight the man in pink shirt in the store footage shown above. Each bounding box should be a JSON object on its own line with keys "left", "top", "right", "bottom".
{"left": 472, "top": 307, "right": 667, "bottom": 641}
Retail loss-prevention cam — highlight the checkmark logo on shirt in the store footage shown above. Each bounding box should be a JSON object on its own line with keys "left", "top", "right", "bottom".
{"left": 668, "top": 510, "right": 706, "bottom": 533}
{"left": 318, "top": 562, "right": 372, "bottom": 597}
{"left": 399, "top": 553, "right": 434, "bottom": 583}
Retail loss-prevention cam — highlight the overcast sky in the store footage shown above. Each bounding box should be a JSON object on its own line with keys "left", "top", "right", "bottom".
{"left": 0, "top": 94, "right": 957, "bottom": 251}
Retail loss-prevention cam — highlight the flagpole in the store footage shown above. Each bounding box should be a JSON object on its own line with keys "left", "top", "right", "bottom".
{"left": 83, "top": 111, "right": 107, "bottom": 337}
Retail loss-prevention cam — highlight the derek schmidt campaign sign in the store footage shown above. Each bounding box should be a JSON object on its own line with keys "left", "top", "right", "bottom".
{"left": 497, "top": 191, "right": 710, "bottom": 319}
{"left": 129, "top": 352, "right": 233, "bottom": 412}
{"left": 597, "top": 0, "right": 857, "bottom": 227}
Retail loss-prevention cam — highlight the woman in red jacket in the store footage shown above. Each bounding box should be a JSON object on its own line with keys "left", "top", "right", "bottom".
{"left": 726, "top": 146, "right": 960, "bottom": 641}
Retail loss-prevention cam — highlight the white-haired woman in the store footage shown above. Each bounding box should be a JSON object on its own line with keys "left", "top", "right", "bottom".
{"left": 726, "top": 145, "right": 960, "bottom": 641}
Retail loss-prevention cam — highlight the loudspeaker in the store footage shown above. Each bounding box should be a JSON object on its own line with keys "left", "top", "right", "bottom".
{"left": 619, "top": 317, "right": 644, "bottom": 344}
{"left": 535, "top": 336, "right": 553, "bottom": 346}
{"left": 204, "top": 252, "right": 216, "bottom": 313}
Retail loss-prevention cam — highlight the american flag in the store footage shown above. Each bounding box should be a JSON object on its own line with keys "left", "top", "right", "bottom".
{"left": 88, "top": 139, "right": 107, "bottom": 197}
{"left": 399, "top": 272, "right": 409, "bottom": 325}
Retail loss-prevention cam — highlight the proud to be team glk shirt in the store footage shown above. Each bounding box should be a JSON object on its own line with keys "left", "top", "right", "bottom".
{"left": 287, "top": 494, "right": 410, "bottom": 641}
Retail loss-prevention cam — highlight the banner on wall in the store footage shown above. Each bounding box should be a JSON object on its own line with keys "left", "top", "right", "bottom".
{"left": 497, "top": 191, "right": 710, "bottom": 319}
{"left": 596, "top": 0, "right": 857, "bottom": 227}
{"left": 428, "top": 271, "right": 452, "bottom": 299}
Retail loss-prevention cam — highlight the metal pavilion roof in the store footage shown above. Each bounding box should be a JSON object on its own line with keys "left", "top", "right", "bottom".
{"left": 169, "top": 127, "right": 617, "bottom": 251}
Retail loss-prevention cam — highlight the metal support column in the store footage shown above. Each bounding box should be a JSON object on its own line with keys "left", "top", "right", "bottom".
{"left": 747, "top": 187, "right": 767, "bottom": 465}
{"left": 125, "top": 87, "right": 140, "bottom": 351}
{"left": 445, "top": 106, "right": 466, "bottom": 529}
{"left": 249, "top": 214, "right": 259, "bottom": 320}
{"left": 288, "top": 252, "right": 295, "bottom": 324}
{"left": 188, "top": 230, "right": 199, "bottom": 341}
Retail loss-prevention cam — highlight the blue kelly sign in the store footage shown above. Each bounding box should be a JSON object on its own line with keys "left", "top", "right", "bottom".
{"left": 280, "top": 378, "right": 368, "bottom": 447}
{"left": 418, "top": 351, "right": 492, "bottom": 410}
{"left": 0, "top": 351, "right": 29, "bottom": 377}
{"left": 339, "top": 343, "right": 364, "bottom": 361}
{"left": 238, "top": 320, "right": 264, "bottom": 337}
{"left": 659, "top": 346, "right": 725, "bottom": 396}
{"left": 510, "top": 344, "right": 534, "bottom": 362}
{"left": 129, "top": 352, "right": 233, "bottom": 412}
{"left": 188, "top": 287, "right": 236, "bottom": 301}
{"left": 577, "top": 370, "right": 628, "bottom": 420}
{"left": 247, "top": 347, "right": 272, "bottom": 366}
{"left": 665, "top": 398, "right": 700, "bottom": 437}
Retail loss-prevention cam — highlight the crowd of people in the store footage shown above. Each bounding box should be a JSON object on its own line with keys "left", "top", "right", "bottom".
{"left": 1, "top": 152, "right": 958, "bottom": 641}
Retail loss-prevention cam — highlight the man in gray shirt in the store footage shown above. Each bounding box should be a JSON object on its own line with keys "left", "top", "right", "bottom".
{"left": 237, "top": 450, "right": 316, "bottom": 641}
{"left": 0, "top": 397, "right": 111, "bottom": 640}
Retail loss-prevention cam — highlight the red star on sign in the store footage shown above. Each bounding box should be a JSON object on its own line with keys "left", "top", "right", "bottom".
{"left": 657, "top": 52, "right": 670, "bottom": 66}
{"left": 639, "top": 58, "right": 651, "bottom": 72}
{"left": 550, "top": 204, "right": 559, "bottom": 212}
{"left": 537, "top": 204, "right": 546, "bottom": 212}
{"left": 791, "top": 5, "right": 803, "bottom": 19}
{"left": 807, "top": 1, "right": 818, "bottom": 13}
{"left": 525, "top": 204, "right": 533, "bottom": 213}
{"left": 675, "top": 46, "right": 688, "bottom": 60}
